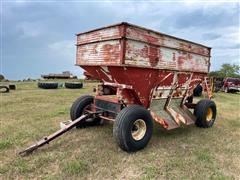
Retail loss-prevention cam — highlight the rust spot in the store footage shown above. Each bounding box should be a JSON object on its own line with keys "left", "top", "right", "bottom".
{"left": 148, "top": 46, "right": 159, "bottom": 67}
{"left": 93, "top": 44, "right": 98, "bottom": 54}
{"left": 177, "top": 56, "right": 185, "bottom": 66}
{"left": 187, "top": 53, "right": 193, "bottom": 60}
{"left": 172, "top": 52, "right": 176, "bottom": 61}
{"left": 140, "top": 45, "right": 148, "bottom": 58}
{"left": 150, "top": 111, "right": 169, "bottom": 128}
{"left": 204, "top": 58, "right": 209, "bottom": 65}
{"left": 195, "top": 47, "right": 205, "bottom": 54}
{"left": 172, "top": 87, "right": 182, "bottom": 97}
{"left": 143, "top": 34, "right": 159, "bottom": 44}
{"left": 102, "top": 44, "right": 120, "bottom": 62}
{"left": 179, "top": 42, "right": 189, "bottom": 51}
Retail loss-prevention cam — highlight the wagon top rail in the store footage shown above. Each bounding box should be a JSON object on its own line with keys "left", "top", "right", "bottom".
{"left": 76, "top": 22, "right": 211, "bottom": 74}
{"left": 76, "top": 22, "right": 211, "bottom": 50}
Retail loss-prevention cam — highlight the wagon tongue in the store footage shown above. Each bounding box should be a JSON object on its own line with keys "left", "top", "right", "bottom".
{"left": 18, "top": 113, "right": 100, "bottom": 156}
{"left": 19, "top": 144, "right": 40, "bottom": 156}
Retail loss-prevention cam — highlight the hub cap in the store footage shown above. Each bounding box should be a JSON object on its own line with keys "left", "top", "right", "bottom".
{"left": 131, "top": 119, "right": 147, "bottom": 141}
{"left": 206, "top": 108, "right": 213, "bottom": 122}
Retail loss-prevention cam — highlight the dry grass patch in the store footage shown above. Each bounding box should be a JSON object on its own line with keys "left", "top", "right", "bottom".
{"left": 0, "top": 81, "right": 239, "bottom": 179}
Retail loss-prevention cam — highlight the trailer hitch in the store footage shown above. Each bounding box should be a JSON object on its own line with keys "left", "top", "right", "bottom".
{"left": 18, "top": 112, "right": 101, "bottom": 156}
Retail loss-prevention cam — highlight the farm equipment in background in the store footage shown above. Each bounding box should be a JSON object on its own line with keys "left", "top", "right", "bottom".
{"left": 0, "top": 84, "right": 16, "bottom": 93}
{"left": 212, "top": 77, "right": 224, "bottom": 92}
{"left": 41, "top": 71, "right": 77, "bottom": 79}
{"left": 0, "top": 85, "right": 10, "bottom": 93}
{"left": 19, "top": 22, "right": 217, "bottom": 155}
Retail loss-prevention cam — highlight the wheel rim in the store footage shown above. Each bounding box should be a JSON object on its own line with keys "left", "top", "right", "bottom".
{"left": 83, "top": 104, "right": 91, "bottom": 114}
{"left": 131, "top": 119, "right": 147, "bottom": 141}
{"left": 206, "top": 107, "right": 213, "bottom": 122}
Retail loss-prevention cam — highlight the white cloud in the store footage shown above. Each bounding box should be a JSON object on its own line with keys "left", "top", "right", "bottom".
{"left": 3, "top": 1, "right": 240, "bottom": 79}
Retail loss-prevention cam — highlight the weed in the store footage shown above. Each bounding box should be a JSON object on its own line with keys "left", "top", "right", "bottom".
{"left": 0, "top": 139, "right": 14, "bottom": 150}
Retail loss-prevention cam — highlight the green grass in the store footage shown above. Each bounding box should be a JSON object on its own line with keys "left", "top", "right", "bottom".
{"left": 0, "top": 81, "right": 240, "bottom": 179}
{"left": 62, "top": 160, "right": 89, "bottom": 176}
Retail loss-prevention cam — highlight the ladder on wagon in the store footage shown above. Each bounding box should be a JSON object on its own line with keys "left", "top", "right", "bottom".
{"left": 204, "top": 77, "right": 214, "bottom": 99}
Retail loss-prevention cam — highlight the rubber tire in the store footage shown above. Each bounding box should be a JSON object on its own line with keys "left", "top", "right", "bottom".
{"left": 9, "top": 84, "right": 16, "bottom": 90}
{"left": 65, "top": 82, "right": 83, "bottom": 89}
{"left": 38, "top": 82, "right": 58, "bottom": 89}
{"left": 70, "top": 95, "right": 100, "bottom": 128}
{"left": 193, "top": 84, "right": 203, "bottom": 96}
{"left": 194, "top": 99, "right": 217, "bottom": 128}
{"left": 0, "top": 86, "right": 9, "bottom": 93}
{"left": 186, "top": 95, "right": 193, "bottom": 103}
{"left": 113, "top": 105, "right": 153, "bottom": 152}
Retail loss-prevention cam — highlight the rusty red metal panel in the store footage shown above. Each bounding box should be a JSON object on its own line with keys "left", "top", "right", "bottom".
{"left": 125, "top": 40, "right": 210, "bottom": 72}
{"left": 125, "top": 25, "right": 210, "bottom": 56}
{"left": 76, "top": 25, "right": 123, "bottom": 65}
{"left": 76, "top": 40, "right": 121, "bottom": 65}
{"left": 76, "top": 25, "right": 121, "bottom": 45}
{"left": 80, "top": 66, "right": 206, "bottom": 107}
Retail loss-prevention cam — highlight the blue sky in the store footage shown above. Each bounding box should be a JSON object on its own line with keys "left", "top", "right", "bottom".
{"left": 1, "top": 0, "right": 240, "bottom": 80}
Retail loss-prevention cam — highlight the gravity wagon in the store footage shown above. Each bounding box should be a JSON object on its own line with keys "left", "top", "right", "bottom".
{"left": 72, "top": 22, "right": 217, "bottom": 151}
{"left": 19, "top": 22, "right": 217, "bottom": 155}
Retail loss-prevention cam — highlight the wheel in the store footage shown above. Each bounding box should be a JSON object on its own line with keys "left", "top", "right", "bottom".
{"left": 186, "top": 95, "right": 193, "bottom": 103}
{"left": 194, "top": 99, "right": 217, "bottom": 128}
{"left": 0, "top": 86, "right": 9, "bottom": 93}
{"left": 9, "top": 84, "right": 16, "bottom": 90}
{"left": 38, "top": 82, "right": 58, "bottom": 89}
{"left": 70, "top": 95, "right": 100, "bottom": 128}
{"left": 65, "top": 82, "right": 83, "bottom": 89}
{"left": 113, "top": 105, "right": 153, "bottom": 152}
{"left": 193, "top": 84, "right": 203, "bottom": 96}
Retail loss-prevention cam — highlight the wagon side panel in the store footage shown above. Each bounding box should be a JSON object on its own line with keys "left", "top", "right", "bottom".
{"left": 76, "top": 40, "right": 122, "bottom": 65}
{"left": 124, "top": 26, "right": 210, "bottom": 73}
{"left": 76, "top": 26, "right": 122, "bottom": 66}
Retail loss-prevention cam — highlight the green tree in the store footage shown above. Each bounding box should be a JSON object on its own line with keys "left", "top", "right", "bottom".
{"left": 209, "top": 63, "right": 240, "bottom": 78}
{"left": 220, "top": 63, "right": 240, "bottom": 77}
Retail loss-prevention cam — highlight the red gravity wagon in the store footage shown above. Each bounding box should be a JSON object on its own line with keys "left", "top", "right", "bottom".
{"left": 20, "top": 22, "right": 217, "bottom": 155}
{"left": 73, "top": 22, "right": 217, "bottom": 151}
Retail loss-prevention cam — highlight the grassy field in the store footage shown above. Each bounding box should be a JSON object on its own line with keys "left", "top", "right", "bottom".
{"left": 0, "top": 81, "right": 240, "bottom": 179}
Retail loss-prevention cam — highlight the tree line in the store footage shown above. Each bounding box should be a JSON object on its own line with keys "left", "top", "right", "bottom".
{"left": 209, "top": 63, "right": 240, "bottom": 78}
